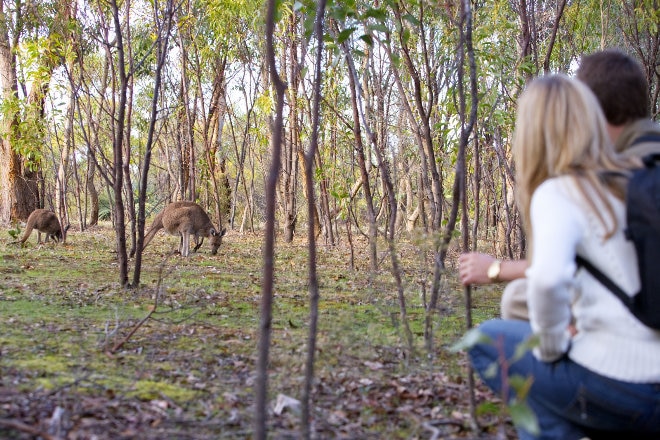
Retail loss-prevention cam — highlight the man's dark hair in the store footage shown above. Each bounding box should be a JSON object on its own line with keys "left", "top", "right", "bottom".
{"left": 576, "top": 48, "right": 649, "bottom": 125}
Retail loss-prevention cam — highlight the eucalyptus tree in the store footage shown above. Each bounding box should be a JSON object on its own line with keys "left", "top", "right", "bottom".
{"left": 280, "top": 8, "right": 302, "bottom": 242}
{"left": 365, "top": 1, "right": 472, "bottom": 349}
{"left": 154, "top": 0, "right": 258, "bottom": 232}
{"left": 460, "top": 0, "right": 659, "bottom": 269}
{"left": 266, "top": 1, "right": 327, "bottom": 243}
{"left": 226, "top": 61, "right": 262, "bottom": 232}
{"left": 300, "top": 3, "right": 326, "bottom": 436}
{"left": 72, "top": 0, "right": 163, "bottom": 285}
{"left": 131, "top": 0, "right": 176, "bottom": 286}
{"left": 174, "top": 4, "right": 197, "bottom": 203}
{"left": 456, "top": 0, "right": 479, "bottom": 427}
{"left": 460, "top": 1, "right": 575, "bottom": 263}
{"left": 617, "top": 0, "right": 660, "bottom": 118}
{"left": 70, "top": 14, "right": 115, "bottom": 229}
{"left": 337, "top": 29, "right": 378, "bottom": 271}
{"left": 0, "top": 0, "right": 75, "bottom": 224}
{"left": 465, "top": 0, "right": 660, "bottom": 264}
{"left": 59, "top": 20, "right": 110, "bottom": 231}
{"left": 255, "top": 0, "right": 286, "bottom": 436}
{"left": 380, "top": 1, "right": 448, "bottom": 234}
{"left": 313, "top": 48, "right": 356, "bottom": 246}
{"left": 107, "top": 0, "right": 131, "bottom": 286}
{"left": 191, "top": 0, "right": 259, "bottom": 227}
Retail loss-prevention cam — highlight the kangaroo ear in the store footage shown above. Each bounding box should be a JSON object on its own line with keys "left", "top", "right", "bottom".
{"left": 210, "top": 228, "right": 217, "bottom": 236}
{"left": 221, "top": 227, "right": 227, "bottom": 237}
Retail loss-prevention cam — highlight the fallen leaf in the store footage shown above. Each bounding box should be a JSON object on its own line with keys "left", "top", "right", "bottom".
{"left": 273, "top": 393, "right": 301, "bottom": 416}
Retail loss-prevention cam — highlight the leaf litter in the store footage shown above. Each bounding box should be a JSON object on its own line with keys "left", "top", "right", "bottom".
{"left": 0, "top": 224, "right": 514, "bottom": 439}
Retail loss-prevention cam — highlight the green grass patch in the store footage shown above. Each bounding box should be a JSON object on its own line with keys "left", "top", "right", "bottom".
{"left": 0, "top": 224, "right": 508, "bottom": 438}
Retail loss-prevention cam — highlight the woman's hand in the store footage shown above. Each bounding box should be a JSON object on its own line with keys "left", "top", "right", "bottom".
{"left": 458, "top": 252, "right": 497, "bottom": 286}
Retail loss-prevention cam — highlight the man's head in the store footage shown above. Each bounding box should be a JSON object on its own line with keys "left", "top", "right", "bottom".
{"left": 576, "top": 49, "right": 649, "bottom": 126}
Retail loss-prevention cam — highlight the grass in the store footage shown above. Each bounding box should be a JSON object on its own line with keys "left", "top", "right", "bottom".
{"left": 0, "top": 222, "right": 508, "bottom": 439}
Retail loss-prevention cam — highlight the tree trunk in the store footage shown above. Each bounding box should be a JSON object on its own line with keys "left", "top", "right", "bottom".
{"left": 176, "top": 27, "right": 196, "bottom": 202}
{"left": 0, "top": 2, "right": 39, "bottom": 223}
{"left": 204, "top": 56, "right": 230, "bottom": 228}
{"left": 86, "top": 145, "right": 99, "bottom": 227}
{"left": 55, "top": 90, "right": 74, "bottom": 237}
{"left": 301, "top": 3, "right": 325, "bottom": 435}
{"left": 339, "top": 28, "right": 378, "bottom": 271}
{"left": 123, "top": 57, "right": 136, "bottom": 258}
{"left": 110, "top": 0, "right": 129, "bottom": 287}
{"left": 228, "top": 71, "right": 257, "bottom": 231}
{"left": 282, "top": 19, "right": 299, "bottom": 243}
{"left": 255, "top": 0, "right": 287, "bottom": 436}
{"left": 132, "top": 0, "right": 173, "bottom": 285}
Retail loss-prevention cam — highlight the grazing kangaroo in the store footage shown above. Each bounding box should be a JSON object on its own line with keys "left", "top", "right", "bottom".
{"left": 138, "top": 201, "right": 197, "bottom": 256}
{"left": 20, "top": 209, "right": 69, "bottom": 245}
{"left": 142, "top": 202, "right": 226, "bottom": 256}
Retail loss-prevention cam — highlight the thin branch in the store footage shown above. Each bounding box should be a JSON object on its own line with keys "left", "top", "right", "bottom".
{"left": 0, "top": 419, "right": 61, "bottom": 440}
{"left": 108, "top": 256, "right": 170, "bottom": 354}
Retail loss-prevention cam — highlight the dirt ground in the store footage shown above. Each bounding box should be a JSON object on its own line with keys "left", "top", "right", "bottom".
{"left": 0, "top": 224, "right": 514, "bottom": 439}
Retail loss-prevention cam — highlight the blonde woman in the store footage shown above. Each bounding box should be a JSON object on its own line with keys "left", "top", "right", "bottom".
{"left": 468, "top": 75, "right": 660, "bottom": 439}
{"left": 458, "top": 49, "right": 660, "bottom": 322}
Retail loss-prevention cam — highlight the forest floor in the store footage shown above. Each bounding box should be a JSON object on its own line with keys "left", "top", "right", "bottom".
{"left": 0, "top": 223, "right": 515, "bottom": 439}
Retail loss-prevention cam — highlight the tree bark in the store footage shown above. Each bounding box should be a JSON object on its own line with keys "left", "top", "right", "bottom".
{"left": 131, "top": 0, "right": 174, "bottom": 285}
{"left": 301, "top": 3, "right": 326, "bottom": 436}
{"left": 110, "top": 0, "right": 129, "bottom": 287}
{"left": 0, "top": 1, "right": 39, "bottom": 223}
{"left": 255, "top": 1, "right": 286, "bottom": 437}
{"left": 339, "top": 27, "right": 378, "bottom": 271}
{"left": 282, "top": 17, "right": 300, "bottom": 242}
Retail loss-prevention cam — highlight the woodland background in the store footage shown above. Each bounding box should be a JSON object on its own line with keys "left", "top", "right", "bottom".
{"left": 0, "top": 0, "right": 659, "bottom": 438}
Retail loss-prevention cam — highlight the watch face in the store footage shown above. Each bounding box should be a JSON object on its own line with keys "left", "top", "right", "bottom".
{"left": 488, "top": 261, "right": 500, "bottom": 280}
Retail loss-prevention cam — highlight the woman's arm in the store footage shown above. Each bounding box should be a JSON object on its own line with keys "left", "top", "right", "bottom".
{"left": 458, "top": 253, "right": 529, "bottom": 286}
{"left": 527, "top": 180, "right": 582, "bottom": 361}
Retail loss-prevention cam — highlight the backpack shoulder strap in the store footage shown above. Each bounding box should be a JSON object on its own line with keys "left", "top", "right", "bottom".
{"left": 630, "top": 133, "right": 660, "bottom": 160}
{"left": 641, "top": 152, "right": 660, "bottom": 166}
{"left": 575, "top": 255, "right": 635, "bottom": 307}
{"left": 630, "top": 133, "right": 660, "bottom": 146}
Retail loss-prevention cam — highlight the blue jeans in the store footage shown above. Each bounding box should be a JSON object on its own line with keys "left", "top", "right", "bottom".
{"left": 468, "top": 319, "right": 660, "bottom": 440}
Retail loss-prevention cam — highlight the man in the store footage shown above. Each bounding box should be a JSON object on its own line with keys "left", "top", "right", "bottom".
{"left": 458, "top": 48, "right": 660, "bottom": 320}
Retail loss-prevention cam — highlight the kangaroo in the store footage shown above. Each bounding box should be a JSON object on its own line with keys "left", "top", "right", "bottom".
{"left": 143, "top": 202, "right": 226, "bottom": 256}
{"left": 137, "top": 201, "right": 198, "bottom": 256}
{"left": 20, "top": 209, "right": 69, "bottom": 245}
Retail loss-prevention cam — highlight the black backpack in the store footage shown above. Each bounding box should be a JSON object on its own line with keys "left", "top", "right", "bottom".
{"left": 576, "top": 143, "right": 660, "bottom": 330}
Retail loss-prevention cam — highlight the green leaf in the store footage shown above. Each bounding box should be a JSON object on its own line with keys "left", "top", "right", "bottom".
{"left": 511, "top": 334, "right": 539, "bottom": 363}
{"left": 337, "top": 27, "right": 356, "bottom": 44}
{"left": 401, "top": 28, "right": 411, "bottom": 45}
{"left": 359, "top": 34, "right": 373, "bottom": 47}
{"left": 450, "top": 327, "right": 492, "bottom": 352}
{"left": 352, "top": 48, "right": 367, "bottom": 58}
{"left": 509, "top": 401, "right": 540, "bottom": 436}
{"left": 508, "top": 374, "right": 534, "bottom": 400}
{"left": 402, "top": 13, "right": 420, "bottom": 27}
{"left": 476, "top": 401, "right": 501, "bottom": 417}
{"left": 361, "top": 7, "right": 387, "bottom": 21}
{"left": 8, "top": 225, "right": 21, "bottom": 239}
{"left": 368, "top": 23, "right": 389, "bottom": 33}
{"left": 483, "top": 361, "right": 499, "bottom": 380}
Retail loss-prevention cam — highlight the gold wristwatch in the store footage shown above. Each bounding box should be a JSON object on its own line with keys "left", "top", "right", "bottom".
{"left": 487, "top": 259, "right": 502, "bottom": 282}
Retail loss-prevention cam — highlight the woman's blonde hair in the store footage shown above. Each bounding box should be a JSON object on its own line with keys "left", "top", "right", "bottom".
{"left": 512, "top": 74, "right": 637, "bottom": 253}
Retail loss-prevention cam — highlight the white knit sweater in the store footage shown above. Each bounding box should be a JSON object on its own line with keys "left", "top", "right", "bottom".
{"left": 526, "top": 177, "right": 660, "bottom": 383}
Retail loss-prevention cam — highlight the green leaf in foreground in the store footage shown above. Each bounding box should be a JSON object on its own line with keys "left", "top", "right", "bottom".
{"left": 450, "top": 327, "right": 492, "bottom": 352}
{"left": 509, "top": 400, "right": 540, "bottom": 436}
{"left": 512, "top": 333, "right": 540, "bottom": 363}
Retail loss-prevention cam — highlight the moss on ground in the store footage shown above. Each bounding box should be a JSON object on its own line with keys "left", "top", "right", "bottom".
{"left": 0, "top": 223, "right": 508, "bottom": 439}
